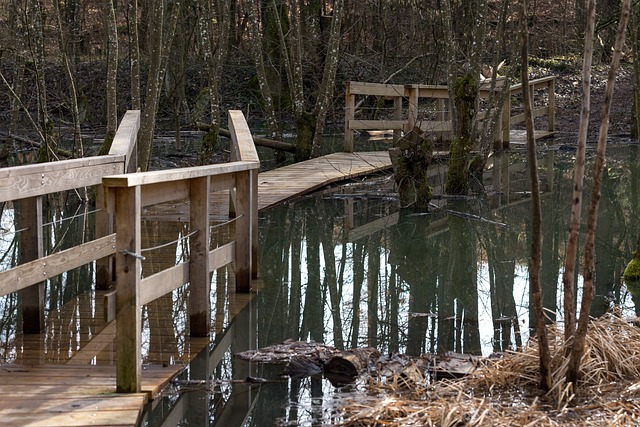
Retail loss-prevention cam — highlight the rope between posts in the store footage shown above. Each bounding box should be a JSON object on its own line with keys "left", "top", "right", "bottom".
{"left": 140, "top": 229, "right": 199, "bottom": 253}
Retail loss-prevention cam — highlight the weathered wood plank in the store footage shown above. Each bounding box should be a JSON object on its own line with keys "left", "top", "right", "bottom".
{"left": 0, "top": 157, "right": 125, "bottom": 202}
{"left": 103, "top": 161, "right": 257, "bottom": 188}
{"left": 109, "top": 110, "right": 141, "bottom": 173}
{"left": 348, "top": 120, "right": 406, "bottom": 130}
{"left": 345, "top": 81, "right": 406, "bottom": 97}
{"left": 115, "top": 186, "right": 142, "bottom": 393}
{"left": 140, "top": 263, "right": 189, "bottom": 306}
{"left": 0, "top": 234, "right": 117, "bottom": 296}
{"left": 229, "top": 110, "right": 260, "bottom": 163}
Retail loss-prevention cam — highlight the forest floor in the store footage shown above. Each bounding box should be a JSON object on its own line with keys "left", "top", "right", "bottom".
{"left": 539, "top": 61, "right": 634, "bottom": 139}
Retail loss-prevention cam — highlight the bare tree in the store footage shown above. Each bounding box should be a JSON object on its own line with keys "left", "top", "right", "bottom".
{"left": 137, "top": 0, "right": 182, "bottom": 171}
{"left": 520, "top": 0, "right": 552, "bottom": 391}
{"left": 128, "top": 0, "right": 141, "bottom": 110}
{"left": 99, "top": 0, "right": 119, "bottom": 155}
{"left": 198, "top": 0, "right": 231, "bottom": 164}
{"left": 567, "top": 0, "right": 632, "bottom": 385}
{"left": 561, "top": 0, "right": 596, "bottom": 348}
{"left": 51, "top": 0, "right": 83, "bottom": 157}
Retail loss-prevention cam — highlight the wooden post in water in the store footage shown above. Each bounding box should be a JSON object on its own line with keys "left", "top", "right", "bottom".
{"left": 344, "top": 82, "right": 355, "bottom": 152}
{"left": 548, "top": 78, "right": 555, "bottom": 133}
{"left": 393, "top": 96, "right": 402, "bottom": 143}
{"left": 228, "top": 110, "right": 259, "bottom": 280}
{"left": 406, "top": 85, "right": 419, "bottom": 132}
{"left": 95, "top": 186, "right": 113, "bottom": 290}
{"left": 17, "top": 196, "right": 44, "bottom": 333}
{"left": 97, "top": 111, "right": 140, "bottom": 290}
{"left": 114, "top": 185, "right": 142, "bottom": 393}
{"left": 235, "top": 171, "right": 251, "bottom": 292}
{"left": 189, "top": 177, "right": 211, "bottom": 336}
{"left": 501, "top": 93, "right": 511, "bottom": 148}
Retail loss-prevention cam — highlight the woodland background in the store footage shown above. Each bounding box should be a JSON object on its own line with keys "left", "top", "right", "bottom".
{"left": 0, "top": 0, "right": 637, "bottom": 169}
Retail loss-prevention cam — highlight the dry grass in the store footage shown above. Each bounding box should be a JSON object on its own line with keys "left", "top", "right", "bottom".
{"left": 334, "top": 313, "right": 640, "bottom": 426}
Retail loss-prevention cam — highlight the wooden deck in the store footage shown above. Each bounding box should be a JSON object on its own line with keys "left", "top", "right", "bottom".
{"left": 0, "top": 150, "right": 392, "bottom": 427}
{"left": 258, "top": 151, "right": 392, "bottom": 209}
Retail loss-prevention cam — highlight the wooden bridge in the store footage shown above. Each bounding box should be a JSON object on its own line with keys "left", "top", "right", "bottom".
{"left": 0, "top": 111, "right": 392, "bottom": 426}
{"left": 344, "top": 76, "right": 556, "bottom": 151}
{"left": 0, "top": 75, "right": 557, "bottom": 424}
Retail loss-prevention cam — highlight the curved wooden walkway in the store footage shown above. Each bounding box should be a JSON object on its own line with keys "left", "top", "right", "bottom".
{"left": 0, "top": 150, "right": 392, "bottom": 427}
{"left": 258, "top": 151, "right": 392, "bottom": 209}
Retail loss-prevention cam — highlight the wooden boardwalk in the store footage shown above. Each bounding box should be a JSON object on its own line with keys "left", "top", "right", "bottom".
{"left": 258, "top": 151, "right": 392, "bottom": 209}
{"left": 0, "top": 150, "right": 392, "bottom": 427}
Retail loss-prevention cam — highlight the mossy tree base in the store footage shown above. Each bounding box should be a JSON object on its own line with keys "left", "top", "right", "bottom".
{"left": 390, "top": 127, "right": 434, "bottom": 209}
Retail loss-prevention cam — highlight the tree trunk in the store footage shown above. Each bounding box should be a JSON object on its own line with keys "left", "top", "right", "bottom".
{"left": 197, "top": 0, "right": 231, "bottom": 165}
{"left": 446, "top": 74, "right": 478, "bottom": 195}
{"left": 567, "top": 0, "right": 631, "bottom": 386}
{"left": 137, "top": 0, "right": 181, "bottom": 171}
{"left": 632, "top": 5, "right": 640, "bottom": 139}
{"left": 562, "top": 0, "right": 596, "bottom": 347}
{"left": 128, "top": 0, "right": 141, "bottom": 110}
{"left": 100, "top": 0, "right": 118, "bottom": 155}
{"left": 310, "top": 0, "right": 345, "bottom": 157}
{"left": 520, "top": 0, "right": 552, "bottom": 392}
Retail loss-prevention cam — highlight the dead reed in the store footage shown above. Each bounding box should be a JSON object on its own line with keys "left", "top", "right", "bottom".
{"left": 334, "top": 313, "right": 640, "bottom": 426}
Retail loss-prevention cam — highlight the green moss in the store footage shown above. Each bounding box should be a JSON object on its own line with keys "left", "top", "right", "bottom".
{"left": 624, "top": 257, "right": 640, "bottom": 296}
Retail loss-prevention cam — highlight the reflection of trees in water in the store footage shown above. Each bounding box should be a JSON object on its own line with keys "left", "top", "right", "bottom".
{"left": 256, "top": 153, "right": 637, "bottom": 362}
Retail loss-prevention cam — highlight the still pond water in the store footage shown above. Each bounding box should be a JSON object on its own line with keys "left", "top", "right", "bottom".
{"left": 141, "top": 143, "right": 640, "bottom": 426}
{"left": 1, "top": 142, "right": 639, "bottom": 426}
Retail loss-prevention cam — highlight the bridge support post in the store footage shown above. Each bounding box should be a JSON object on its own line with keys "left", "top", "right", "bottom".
{"left": 548, "top": 78, "right": 555, "bottom": 133}
{"left": 95, "top": 185, "right": 113, "bottom": 290}
{"left": 17, "top": 196, "right": 44, "bottom": 334}
{"left": 501, "top": 94, "right": 511, "bottom": 148}
{"left": 344, "top": 83, "right": 355, "bottom": 152}
{"left": 189, "top": 177, "right": 211, "bottom": 336}
{"left": 251, "top": 169, "right": 258, "bottom": 279}
{"left": 114, "top": 185, "right": 142, "bottom": 393}
{"left": 235, "top": 172, "right": 251, "bottom": 292}
{"left": 406, "top": 85, "right": 418, "bottom": 132}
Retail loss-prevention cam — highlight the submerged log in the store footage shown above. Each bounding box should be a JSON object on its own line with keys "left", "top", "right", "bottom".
{"left": 194, "top": 122, "right": 297, "bottom": 153}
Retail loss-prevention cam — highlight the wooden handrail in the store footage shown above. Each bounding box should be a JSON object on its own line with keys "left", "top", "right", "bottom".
{"left": 0, "top": 111, "right": 140, "bottom": 333}
{"left": 0, "top": 155, "right": 125, "bottom": 203}
{"left": 344, "top": 76, "right": 556, "bottom": 149}
{"left": 107, "top": 110, "right": 260, "bottom": 393}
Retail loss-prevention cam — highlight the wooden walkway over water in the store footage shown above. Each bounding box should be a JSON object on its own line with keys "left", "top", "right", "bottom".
{"left": 0, "top": 112, "right": 392, "bottom": 426}
{"left": 0, "top": 73, "right": 558, "bottom": 424}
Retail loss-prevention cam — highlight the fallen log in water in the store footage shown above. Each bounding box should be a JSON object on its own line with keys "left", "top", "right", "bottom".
{"left": 194, "top": 122, "right": 297, "bottom": 153}
{"left": 324, "top": 347, "right": 381, "bottom": 385}
{"left": 236, "top": 340, "right": 477, "bottom": 386}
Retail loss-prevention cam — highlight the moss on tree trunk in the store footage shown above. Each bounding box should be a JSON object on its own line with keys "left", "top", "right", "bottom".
{"left": 446, "top": 73, "right": 478, "bottom": 195}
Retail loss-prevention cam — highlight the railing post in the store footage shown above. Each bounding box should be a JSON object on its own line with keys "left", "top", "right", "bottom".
{"left": 114, "top": 185, "right": 142, "bottom": 393}
{"left": 406, "top": 85, "right": 418, "bottom": 132}
{"left": 393, "top": 96, "right": 402, "bottom": 143}
{"left": 344, "top": 82, "right": 355, "bottom": 152}
{"left": 548, "top": 78, "right": 555, "bottom": 133}
{"left": 189, "top": 177, "right": 211, "bottom": 336}
{"left": 17, "top": 196, "right": 44, "bottom": 333}
{"left": 251, "top": 168, "right": 258, "bottom": 279}
{"left": 235, "top": 171, "right": 251, "bottom": 292}
{"left": 501, "top": 92, "right": 511, "bottom": 148}
{"left": 95, "top": 185, "right": 113, "bottom": 290}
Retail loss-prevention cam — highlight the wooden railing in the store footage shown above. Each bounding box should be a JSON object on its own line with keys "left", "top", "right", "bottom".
{"left": 102, "top": 110, "right": 259, "bottom": 393}
{"left": 0, "top": 110, "right": 140, "bottom": 333}
{"left": 344, "top": 76, "right": 555, "bottom": 151}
